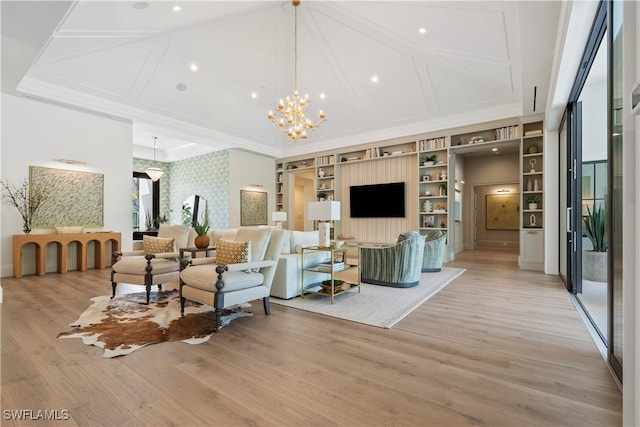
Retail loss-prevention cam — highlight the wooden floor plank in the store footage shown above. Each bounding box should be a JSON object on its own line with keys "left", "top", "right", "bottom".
{"left": 1, "top": 248, "right": 621, "bottom": 426}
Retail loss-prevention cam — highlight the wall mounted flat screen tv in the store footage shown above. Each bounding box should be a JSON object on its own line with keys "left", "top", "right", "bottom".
{"left": 350, "top": 182, "right": 405, "bottom": 218}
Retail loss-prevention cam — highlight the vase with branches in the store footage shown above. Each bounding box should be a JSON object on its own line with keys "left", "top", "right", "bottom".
{"left": 1, "top": 178, "right": 49, "bottom": 234}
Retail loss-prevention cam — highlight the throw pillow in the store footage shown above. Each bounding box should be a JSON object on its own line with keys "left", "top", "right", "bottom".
{"left": 215, "top": 239, "right": 251, "bottom": 266}
{"left": 143, "top": 236, "right": 175, "bottom": 254}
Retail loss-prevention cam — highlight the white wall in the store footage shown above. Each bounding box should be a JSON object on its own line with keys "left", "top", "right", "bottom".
{"left": 1, "top": 94, "right": 133, "bottom": 277}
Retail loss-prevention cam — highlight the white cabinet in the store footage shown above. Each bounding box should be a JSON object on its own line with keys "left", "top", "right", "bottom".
{"left": 520, "top": 229, "right": 544, "bottom": 270}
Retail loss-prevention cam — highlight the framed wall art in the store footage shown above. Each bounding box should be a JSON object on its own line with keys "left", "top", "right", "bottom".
{"left": 29, "top": 166, "right": 104, "bottom": 228}
{"left": 486, "top": 193, "right": 519, "bottom": 230}
{"left": 240, "top": 189, "right": 267, "bottom": 226}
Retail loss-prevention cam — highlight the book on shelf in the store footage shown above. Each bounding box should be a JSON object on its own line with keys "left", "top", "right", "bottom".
{"left": 317, "top": 260, "right": 345, "bottom": 272}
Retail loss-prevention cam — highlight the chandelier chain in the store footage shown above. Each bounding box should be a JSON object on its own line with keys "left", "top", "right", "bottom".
{"left": 267, "top": 0, "right": 325, "bottom": 142}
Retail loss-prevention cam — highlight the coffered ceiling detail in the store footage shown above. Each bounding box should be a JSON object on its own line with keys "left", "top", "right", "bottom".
{"left": 3, "top": 1, "right": 561, "bottom": 160}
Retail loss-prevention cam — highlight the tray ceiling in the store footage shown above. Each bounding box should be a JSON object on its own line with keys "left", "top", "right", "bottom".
{"left": 2, "top": 1, "right": 561, "bottom": 160}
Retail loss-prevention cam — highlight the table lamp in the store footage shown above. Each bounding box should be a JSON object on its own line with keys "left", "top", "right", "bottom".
{"left": 271, "top": 211, "right": 287, "bottom": 228}
{"left": 308, "top": 201, "right": 340, "bottom": 247}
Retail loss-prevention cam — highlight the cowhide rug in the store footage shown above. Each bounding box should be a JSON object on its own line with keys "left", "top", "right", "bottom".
{"left": 57, "top": 290, "right": 251, "bottom": 358}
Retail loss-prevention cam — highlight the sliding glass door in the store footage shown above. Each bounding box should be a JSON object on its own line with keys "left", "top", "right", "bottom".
{"left": 559, "top": 0, "right": 623, "bottom": 382}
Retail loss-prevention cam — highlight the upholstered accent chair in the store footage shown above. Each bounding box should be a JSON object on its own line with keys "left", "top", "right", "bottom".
{"left": 179, "top": 227, "right": 286, "bottom": 332}
{"left": 359, "top": 231, "right": 425, "bottom": 288}
{"left": 111, "top": 224, "right": 193, "bottom": 304}
{"left": 422, "top": 229, "right": 447, "bottom": 272}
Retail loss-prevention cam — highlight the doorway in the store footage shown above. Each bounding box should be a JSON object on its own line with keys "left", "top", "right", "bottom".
{"left": 473, "top": 184, "right": 520, "bottom": 250}
{"left": 289, "top": 171, "right": 315, "bottom": 231}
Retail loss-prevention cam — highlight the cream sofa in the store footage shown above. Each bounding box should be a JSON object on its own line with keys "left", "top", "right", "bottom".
{"left": 209, "top": 227, "right": 330, "bottom": 300}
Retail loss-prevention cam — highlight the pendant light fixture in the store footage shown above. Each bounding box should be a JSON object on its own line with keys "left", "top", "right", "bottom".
{"left": 267, "top": 0, "right": 325, "bottom": 141}
{"left": 145, "top": 136, "right": 164, "bottom": 181}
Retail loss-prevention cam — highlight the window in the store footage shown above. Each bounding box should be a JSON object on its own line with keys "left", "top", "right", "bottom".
{"left": 132, "top": 172, "right": 159, "bottom": 232}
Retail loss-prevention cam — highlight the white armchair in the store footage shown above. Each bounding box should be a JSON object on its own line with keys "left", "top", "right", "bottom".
{"left": 111, "top": 224, "right": 193, "bottom": 303}
{"left": 179, "top": 227, "right": 286, "bottom": 332}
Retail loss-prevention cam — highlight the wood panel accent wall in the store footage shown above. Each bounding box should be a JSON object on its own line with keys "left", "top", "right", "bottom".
{"left": 338, "top": 155, "right": 417, "bottom": 243}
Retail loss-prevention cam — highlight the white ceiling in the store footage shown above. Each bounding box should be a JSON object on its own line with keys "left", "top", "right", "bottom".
{"left": 1, "top": 1, "right": 561, "bottom": 162}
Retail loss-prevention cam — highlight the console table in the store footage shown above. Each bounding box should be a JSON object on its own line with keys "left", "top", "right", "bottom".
{"left": 12, "top": 232, "right": 121, "bottom": 279}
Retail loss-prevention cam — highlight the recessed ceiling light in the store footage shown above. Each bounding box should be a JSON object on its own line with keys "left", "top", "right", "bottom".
{"left": 492, "top": 148, "right": 498, "bottom": 151}
{"left": 251, "top": 92, "right": 258, "bottom": 99}
{"left": 173, "top": 5, "right": 181, "bottom": 12}
{"left": 371, "top": 75, "right": 379, "bottom": 83}
{"left": 419, "top": 27, "right": 427, "bottom": 35}
{"left": 176, "top": 83, "right": 187, "bottom": 91}
{"left": 132, "top": 2, "right": 149, "bottom": 10}
{"left": 319, "top": 93, "right": 326, "bottom": 99}
{"left": 190, "top": 64, "right": 198, "bottom": 72}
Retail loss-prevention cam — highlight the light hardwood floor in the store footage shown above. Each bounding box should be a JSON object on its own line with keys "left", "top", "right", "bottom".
{"left": 1, "top": 248, "right": 621, "bottom": 426}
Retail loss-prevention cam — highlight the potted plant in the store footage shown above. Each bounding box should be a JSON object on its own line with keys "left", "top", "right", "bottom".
{"left": 423, "top": 154, "right": 438, "bottom": 166}
{"left": 582, "top": 204, "right": 607, "bottom": 282}
{"left": 525, "top": 194, "right": 540, "bottom": 210}
{"left": 192, "top": 217, "right": 211, "bottom": 248}
{"left": 317, "top": 192, "right": 327, "bottom": 201}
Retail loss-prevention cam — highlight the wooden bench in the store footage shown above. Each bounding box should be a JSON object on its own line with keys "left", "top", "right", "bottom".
{"left": 12, "top": 232, "right": 121, "bottom": 279}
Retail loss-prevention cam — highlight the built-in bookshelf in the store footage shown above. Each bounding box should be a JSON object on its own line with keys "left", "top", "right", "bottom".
{"left": 520, "top": 120, "right": 544, "bottom": 271}
{"left": 418, "top": 137, "right": 449, "bottom": 233}
{"left": 316, "top": 155, "right": 335, "bottom": 201}
{"left": 275, "top": 161, "right": 284, "bottom": 212}
{"left": 276, "top": 118, "right": 544, "bottom": 271}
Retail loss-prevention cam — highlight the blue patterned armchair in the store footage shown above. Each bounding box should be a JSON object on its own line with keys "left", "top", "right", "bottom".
{"left": 422, "top": 229, "right": 447, "bottom": 272}
{"left": 359, "top": 231, "right": 425, "bottom": 288}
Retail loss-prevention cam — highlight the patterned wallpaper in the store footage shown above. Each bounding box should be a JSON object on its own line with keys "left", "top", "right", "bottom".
{"left": 133, "top": 158, "right": 171, "bottom": 220}
{"left": 133, "top": 151, "right": 230, "bottom": 229}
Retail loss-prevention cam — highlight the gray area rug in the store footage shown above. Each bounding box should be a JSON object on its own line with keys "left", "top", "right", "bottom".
{"left": 271, "top": 267, "right": 465, "bottom": 328}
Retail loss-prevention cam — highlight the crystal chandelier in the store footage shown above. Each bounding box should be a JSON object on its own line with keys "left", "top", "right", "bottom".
{"left": 145, "top": 136, "right": 164, "bottom": 181}
{"left": 268, "top": 0, "right": 325, "bottom": 141}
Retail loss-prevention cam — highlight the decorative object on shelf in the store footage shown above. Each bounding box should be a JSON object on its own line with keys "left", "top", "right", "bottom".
{"left": 529, "top": 214, "right": 537, "bottom": 227}
{"left": 526, "top": 178, "right": 532, "bottom": 191}
{"left": 525, "top": 194, "right": 540, "bottom": 210}
{"left": 528, "top": 143, "right": 539, "bottom": 154}
{"left": 145, "top": 136, "right": 164, "bottom": 181}
{"left": 267, "top": 0, "right": 325, "bottom": 141}
{"left": 423, "top": 215, "right": 435, "bottom": 228}
{"left": 533, "top": 178, "right": 539, "bottom": 191}
{"left": 330, "top": 240, "right": 344, "bottom": 249}
{"left": 440, "top": 220, "right": 446, "bottom": 228}
{"left": 1, "top": 177, "right": 49, "bottom": 234}
{"left": 529, "top": 158, "right": 537, "bottom": 172}
{"left": 317, "top": 192, "right": 327, "bottom": 201}
{"left": 440, "top": 170, "right": 447, "bottom": 180}
{"left": 318, "top": 168, "right": 325, "bottom": 178}
{"left": 422, "top": 154, "right": 438, "bottom": 165}
{"left": 278, "top": 174, "right": 283, "bottom": 182}
{"left": 439, "top": 184, "right": 447, "bottom": 196}
{"left": 193, "top": 217, "right": 211, "bottom": 248}
{"left": 469, "top": 136, "right": 484, "bottom": 144}
{"left": 422, "top": 200, "right": 432, "bottom": 213}
{"left": 424, "top": 190, "right": 432, "bottom": 196}
{"left": 271, "top": 211, "right": 287, "bottom": 228}
{"left": 308, "top": 201, "right": 340, "bottom": 247}
{"left": 300, "top": 161, "right": 307, "bottom": 167}
{"left": 422, "top": 174, "right": 430, "bottom": 182}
